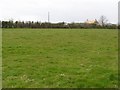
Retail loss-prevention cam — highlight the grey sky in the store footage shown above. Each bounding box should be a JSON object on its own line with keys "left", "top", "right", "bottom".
{"left": 0, "top": 0, "right": 118, "bottom": 23}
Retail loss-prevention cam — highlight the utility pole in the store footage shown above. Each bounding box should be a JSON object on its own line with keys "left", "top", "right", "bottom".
{"left": 48, "top": 12, "right": 50, "bottom": 23}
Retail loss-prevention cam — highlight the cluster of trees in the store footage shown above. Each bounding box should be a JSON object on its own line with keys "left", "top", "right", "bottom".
{"left": 1, "top": 16, "right": 118, "bottom": 29}
{"left": 1, "top": 20, "right": 117, "bottom": 29}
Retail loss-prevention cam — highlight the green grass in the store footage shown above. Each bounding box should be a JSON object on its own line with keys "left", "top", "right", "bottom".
{"left": 2, "top": 28, "right": 118, "bottom": 88}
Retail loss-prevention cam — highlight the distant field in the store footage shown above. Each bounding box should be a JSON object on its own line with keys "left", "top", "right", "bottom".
{"left": 2, "top": 29, "right": 118, "bottom": 88}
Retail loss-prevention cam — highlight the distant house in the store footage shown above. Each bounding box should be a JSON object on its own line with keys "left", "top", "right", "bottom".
{"left": 85, "top": 19, "right": 99, "bottom": 25}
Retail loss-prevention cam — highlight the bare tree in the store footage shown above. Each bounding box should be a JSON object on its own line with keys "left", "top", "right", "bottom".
{"left": 99, "top": 15, "right": 108, "bottom": 27}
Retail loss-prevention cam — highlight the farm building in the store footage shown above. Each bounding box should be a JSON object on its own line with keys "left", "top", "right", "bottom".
{"left": 85, "top": 19, "right": 99, "bottom": 25}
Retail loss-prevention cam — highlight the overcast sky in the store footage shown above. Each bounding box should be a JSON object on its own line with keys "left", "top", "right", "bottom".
{"left": 0, "top": 0, "right": 119, "bottom": 23}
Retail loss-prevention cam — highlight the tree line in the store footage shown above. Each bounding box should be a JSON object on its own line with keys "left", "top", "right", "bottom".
{"left": 0, "top": 16, "right": 118, "bottom": 29}
{"left": 1, "top": 20, "right": 117, "bottom": 29}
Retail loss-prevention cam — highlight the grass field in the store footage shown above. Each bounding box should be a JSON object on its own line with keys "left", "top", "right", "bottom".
{"left": 2, "top": 29, "right": 118, "bottom": 88}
